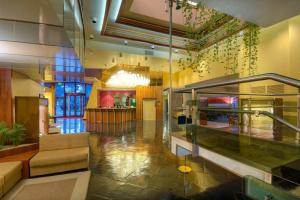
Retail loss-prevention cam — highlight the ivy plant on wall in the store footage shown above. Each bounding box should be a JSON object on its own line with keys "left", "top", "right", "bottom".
{"left": 178, "top": 0, "right": 260, "bottom": 77}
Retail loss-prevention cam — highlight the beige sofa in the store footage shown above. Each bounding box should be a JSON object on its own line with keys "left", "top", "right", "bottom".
{"left": 0, "top": 161, "right": 22, "bottom": 198}
{"left": 30, "top": 133, "right": 89, "bottom": 177}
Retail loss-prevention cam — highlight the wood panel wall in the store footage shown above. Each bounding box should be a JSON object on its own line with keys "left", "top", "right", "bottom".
{"left": 15, "top": 97, "right": 40, "bottom": 143}
{"left": 0, "top": 69, "right": 12, "bottom": 127}
{"left": 136, "top": 86, "right": 163, "bottom": 121}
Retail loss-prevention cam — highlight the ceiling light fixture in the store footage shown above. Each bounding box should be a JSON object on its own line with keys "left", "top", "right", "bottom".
{"left": 92, "top": 17, "right": 97, "bottom": 23}
{"left": 89, "top": 34, "right": 94, "bottom": 39}
{"left": 106, "top": 70, "right": 150, "bottom": 88}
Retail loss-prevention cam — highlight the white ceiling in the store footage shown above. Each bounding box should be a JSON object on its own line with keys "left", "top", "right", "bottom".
{"left": 199, "top": 0, "right": 300, "bottom": 27}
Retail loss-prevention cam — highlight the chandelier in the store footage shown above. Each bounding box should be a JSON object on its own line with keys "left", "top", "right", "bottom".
{"left": 106, "top": 70, "right": 150, "bottom": 88}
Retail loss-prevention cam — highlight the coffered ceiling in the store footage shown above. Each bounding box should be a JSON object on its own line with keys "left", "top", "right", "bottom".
{"left": 83, "top": 0, "right": 300, "bottom": 66}
{"left": 83, "top": 0, "right": 235, "bottom": 65}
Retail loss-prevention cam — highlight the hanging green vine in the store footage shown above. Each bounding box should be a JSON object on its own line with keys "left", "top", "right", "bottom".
{"left": 179, "top": 0, "right": 260, "bottom": 77}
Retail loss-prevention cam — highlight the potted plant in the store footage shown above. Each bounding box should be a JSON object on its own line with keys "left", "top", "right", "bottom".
{"left": 0, "top": 122, "right": 9, "bottom": 149}
{"left": 7, "top": 123, "right": 26, "bottom": 146}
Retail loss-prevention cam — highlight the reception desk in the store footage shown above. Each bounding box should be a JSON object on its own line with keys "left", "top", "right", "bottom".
{"left": 86, "top": 108, "right": 136, "bottom": 123}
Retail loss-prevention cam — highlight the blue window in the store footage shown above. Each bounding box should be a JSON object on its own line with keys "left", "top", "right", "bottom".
{"left": 55, "top": 82, "right": 92, "bottom": 117}
{"left": 65, "top": 83, "right": 75, "bottom": 93}
{"left": 56, "top": 83, "right": 64, "bottom": 97}
{"left": 76, "top": 83, "right": 85, "bottom": 93}
{"left": 56, "top": 97, "right": 64, "bottom": 117}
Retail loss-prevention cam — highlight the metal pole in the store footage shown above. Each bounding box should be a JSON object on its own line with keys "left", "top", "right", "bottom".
{"left": 297, "top": 88, "right": 300, "bottom": 142}
{"left": 168, "top": 0, "right": 173, "bottom": 133}
{"left": 174, "top": 73, "right": 300, "bottom": 93}
{"left": 197, "top": 108, "right": 300, "bottom": 133}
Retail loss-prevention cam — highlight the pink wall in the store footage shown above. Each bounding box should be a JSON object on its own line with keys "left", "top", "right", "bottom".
{"left": 98, "top": 90, "right": 136, "bottom": 108}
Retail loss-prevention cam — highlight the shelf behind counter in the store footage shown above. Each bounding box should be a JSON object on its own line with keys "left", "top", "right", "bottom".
{"left": 86, "top": 108, "right": 136, "bottom": 123}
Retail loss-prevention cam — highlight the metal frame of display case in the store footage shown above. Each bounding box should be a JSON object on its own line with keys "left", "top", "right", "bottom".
{"left": 173, "top": 73, "right": 300, "bottom": 134}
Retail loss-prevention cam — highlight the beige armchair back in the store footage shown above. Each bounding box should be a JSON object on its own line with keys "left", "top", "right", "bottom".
{"left": 39, "top": 133, "right": 89, "bottom": 151}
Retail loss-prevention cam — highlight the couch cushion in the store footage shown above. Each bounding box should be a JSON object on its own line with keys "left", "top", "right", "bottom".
{"left": 40, "top": 133, "right": 89, "bottom": 151}
{"left": 0, "top": 161, "right": 22, "bottom": 179}
{"left": 30, "top": 147, "right": 89, "bottom": 168}
{"left": 0, "top": 175, "right": 3, "bottom": 197}
{"left": 0, "top": 161, "right": 22, "bottom": 194}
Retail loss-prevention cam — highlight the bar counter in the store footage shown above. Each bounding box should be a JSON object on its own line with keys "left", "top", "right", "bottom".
{"left": 86, "top": 108, "right": 136, "bottom": 123}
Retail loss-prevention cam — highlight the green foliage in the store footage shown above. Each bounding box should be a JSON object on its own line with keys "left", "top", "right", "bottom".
{"left": 179, "top": 0, "right": 260, "bottom": 77}
{"left": 0, "top": 122, "right": 9, "bottom": 147}
{"left": 7, "top": 123, "right": 26, "bottom": 146}
{"left": 0, "top": 122, "right": 26, "bottom": 148}
{"left": 242, "top": 24, "right": 260, "bottom": 76}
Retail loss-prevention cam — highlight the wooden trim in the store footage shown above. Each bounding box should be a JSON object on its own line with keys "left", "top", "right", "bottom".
{"left": 104, "top": 33, "right": 186, "bottom": 50}
{"left": 136, "top": 86, "right": 163, "bottom": 121}
{"left": 116, "top": 16, "right": 186, "bottom": 37}
{"left": 116, "top": 0, "right": 185, "bottom": 37}
{"left": 0, "top": 143, "right": 38, "bottom": 158}
{"left": 0, "top": 69, "right": 12, "bottom": 127}
{"left": 101, "top": 0, "right": 112, "bottom": 35}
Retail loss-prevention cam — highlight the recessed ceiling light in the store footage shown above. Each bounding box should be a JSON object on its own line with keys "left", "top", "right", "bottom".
{"left": 92, "top": 18, "right": 97, "bottom": 23}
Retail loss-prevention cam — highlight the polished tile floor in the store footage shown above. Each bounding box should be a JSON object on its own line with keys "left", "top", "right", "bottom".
{"left": 87, "top": 121, "right": 242, "bottom": 200}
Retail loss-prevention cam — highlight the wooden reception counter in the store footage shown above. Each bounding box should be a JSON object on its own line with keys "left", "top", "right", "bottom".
{"left": 86, "top": 108, "right": 136, "bottom": 123}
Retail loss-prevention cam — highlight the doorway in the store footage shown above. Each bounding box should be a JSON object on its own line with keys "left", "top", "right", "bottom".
{"left": 143, "top": 99, "right": 156, "bottom": 120}
{"left": 55, "top": 82, "right": 92, "bottom": 118}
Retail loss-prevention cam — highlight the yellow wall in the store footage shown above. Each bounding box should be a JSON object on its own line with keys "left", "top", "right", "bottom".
{"left": 86, "top": 81, "right": 103, "bottom": 108}
{"left": 12, "top": 71, "right": 44, "bottom": 97}
{"left": 169, "top": 15, "right": 300, "bottom": 128}
{"left": 44, "top": 86, "right": 55, "bottom": 116}
{"left": 172, "top": 15, "right": 300, "bottom": 89}
{"left": 85, "top": 49, "right": 181, "bottom": 72}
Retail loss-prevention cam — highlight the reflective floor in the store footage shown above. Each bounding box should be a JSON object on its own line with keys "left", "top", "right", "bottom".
{"left": 87, "top": 121, "right": 242, "bottom": 200}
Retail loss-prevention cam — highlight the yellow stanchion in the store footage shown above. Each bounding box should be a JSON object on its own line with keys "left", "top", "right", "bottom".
{"left": 178, "top": 165, "right": 192, "bottom": 173}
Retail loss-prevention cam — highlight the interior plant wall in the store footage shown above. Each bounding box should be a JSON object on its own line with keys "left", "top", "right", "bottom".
{"left": 178, "top": 0, "right": 260, "bottom": 77}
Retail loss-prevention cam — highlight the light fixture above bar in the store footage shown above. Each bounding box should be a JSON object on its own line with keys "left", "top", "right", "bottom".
{"left": 106, "top": 70, "right": 150, "bottom": 88}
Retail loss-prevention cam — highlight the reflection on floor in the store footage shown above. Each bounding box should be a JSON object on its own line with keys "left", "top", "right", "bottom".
{"left": 87, "top": 121, "right": 242, "bottom": 200}
{"left": 56, "top": 118, "right": 86, "bottom": 134}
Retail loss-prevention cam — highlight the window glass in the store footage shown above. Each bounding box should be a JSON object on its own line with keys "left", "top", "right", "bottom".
{"left": 65, "top": 83, "right": 75, "bottom": 93}
{"left": 76, "top": 83, "right": 85, "bottom": 93}
{"left": 55, "top": 97, "right": 64, "bottom": 116}
{"left": 56, "top": 83, "right": 64, "bottom": 97}
{"left": 55, "top": 83, "right": 91, "bottom": 117}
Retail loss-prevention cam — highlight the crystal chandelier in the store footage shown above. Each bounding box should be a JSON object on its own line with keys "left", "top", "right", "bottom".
{"left": 106, "top": 70, "right": 150, "bottom": 88}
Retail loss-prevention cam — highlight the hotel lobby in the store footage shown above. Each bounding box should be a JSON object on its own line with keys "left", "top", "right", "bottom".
{"left": 0, "top": 0, "right": 300, "bottom": 199}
